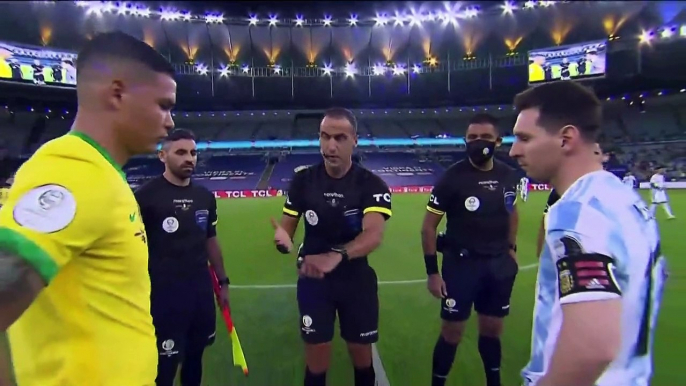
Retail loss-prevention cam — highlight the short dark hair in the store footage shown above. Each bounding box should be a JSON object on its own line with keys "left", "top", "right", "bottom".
{"left": 513, "top": 81, "right": 602, "bottom": 141}
{"left": 323, "top": 107, "right": 357, "bottom": 133}
{"left": 76, "top": 31, "right": 175, "bottom": 80}
{"left": 164, "top": 129, "right": 196, "bottom": 143}
{"left": 469, "top": 113, "right": 499, "bottom": 127}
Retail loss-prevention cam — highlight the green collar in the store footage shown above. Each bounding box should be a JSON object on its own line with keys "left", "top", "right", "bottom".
{"left": 68, "top": 131, "right": 127, "bottom": 181}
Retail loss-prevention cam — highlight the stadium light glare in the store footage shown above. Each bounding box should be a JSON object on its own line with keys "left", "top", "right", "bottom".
{"left": 409, "top": 13, "right": 422, "bottom": 27}
{"left": 248, "top": 15, "right": 259, "bottom": 25}
{"left": 219, "top": 66, "right": 230, "bottom": 77}
{"left": 372, "top": 65, "right": 386, "bottom": 76}
{"left": 348, "top": 14, "right": 358, "bottom": 26}
{"left": 241, "top": 65, "right": 250, "bottom": 74}
{"left": 268, "top": 15, "right": 278, "bottom": 26}
{"left": 323, "top": 15, "right": 333, "bottom": 26}
{"left": 374, "top": 14, "right": 389, "bottom": 26}
{"left": 393, "top": 13, "right": 405, "bottom": 26}
{"left": 412, "top": 64, "right": 421, "bottom": 74}
{"left": 660, "top": 27, "right": 676, "bottom": 39}
{"left": 524, "top": 1, "right": 536, "bottom": 9}
{"left": 502, "top": 1, "right": 516, "bottom": 14}
{"left": 205, "top": 14, "right": 225, "bottom": 24}
{"left": 160, "top": 10, "right": 181, "bottom": 21}
{"left": 135, "top": 7, "right": 151, "bottom": 18}
{"left": 639, "top": 30, "right": 654, "bottom": 44}
{"left": 539, "top": 1, "right": 555, "bottom": 7}
{"left": 181, "top": 12, "right": 191, "bottom": 21}
{"left": 295, "top": 15, "right": 304, "bottom": 26}
{"left": 392, "top": 66, "right": 406, "bottom": 76}
{"left": 322, "top": 63, "right": 333, "bottom": 76}
{"left": 273, "top": 65, "right": 282, "bottom": 75}
{"left": 344, "top": 63, "right": 356, "bottom": 77}
{"left": 195, "top": 64, "right": 209, "bottom": 75}
{"left": 465, "top": 7, "right": 479, "bottom": 18}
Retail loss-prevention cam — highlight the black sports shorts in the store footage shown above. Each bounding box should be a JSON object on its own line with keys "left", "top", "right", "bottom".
{"left": 440, "top": 251, "right": 518, "bottom": 322}
{"left": 296, "top": 263, "right": 379, "bottom": 345}
{"left": 151, "top": 278, "right": 217, "bottom": 359}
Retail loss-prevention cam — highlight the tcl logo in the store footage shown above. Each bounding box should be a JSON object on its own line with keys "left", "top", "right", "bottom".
{"left": 429, "top": 194, "right": 439, "bottom": 206}
{"left": 529, "top": 184, "right": 551, "bottom": 191}
{"left": 373, "top": 193, "right": 392, "bottom": 203}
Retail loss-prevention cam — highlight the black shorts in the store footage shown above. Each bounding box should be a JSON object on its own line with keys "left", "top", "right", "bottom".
{"left": 296, "top": 264, "right": 379, "bottom": 345}
{"left": 440, "top": 252, "right": 518, "bottom": 322}
{"left": 151, "top": 279, "right": 217, "bottom": 358}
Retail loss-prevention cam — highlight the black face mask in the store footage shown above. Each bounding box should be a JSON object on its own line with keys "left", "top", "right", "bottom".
{"left": 466, "top": 139, "right": 496, "bottom": 166}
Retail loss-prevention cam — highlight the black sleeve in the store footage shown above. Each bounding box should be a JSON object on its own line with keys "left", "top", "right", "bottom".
{"left": 283, "top": 171, "right": 306, "bottom": 217}
{"left": 543, "top": 189, "right": 561, "bottom": 214}
{"left": 207, "top": 193, "right": 218, "bottom": 238}
{"left": 426, "top": 171, "right": 453, "bottom": 215}
{"left": 361, "top": 174, "right": 392, "bottom": 220}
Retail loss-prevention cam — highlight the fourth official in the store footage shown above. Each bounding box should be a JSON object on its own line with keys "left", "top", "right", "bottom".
{"left": 421, "top": 114, "right": 520, "bottom": 386}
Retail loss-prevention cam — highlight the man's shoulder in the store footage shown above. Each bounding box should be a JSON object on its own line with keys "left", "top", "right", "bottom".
{"left": 443, "top": 159, "right": 470, "bottom": 174}
{"left": 292, "top": 162, "right": 321, "bottom": 181}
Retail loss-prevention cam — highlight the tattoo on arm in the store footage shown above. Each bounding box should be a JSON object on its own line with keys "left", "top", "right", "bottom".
{"left": 0, "top": 252, "right": 45, "bottom": 331}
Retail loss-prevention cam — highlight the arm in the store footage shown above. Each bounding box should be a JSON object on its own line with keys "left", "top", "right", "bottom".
{"left": 536, "top": 216, "right": 545, "bottom": 257}
{"left": 0, "top": 159, "right": 106, "bottom": 332}
{"left": 539, "top": 203, "right": 623, "bottom": 386}
{"left": 422, "top": 177, "right": 451, "bottom": 275}
{"left": 507, "top": 179, "right": 519, "bottom": 250}
{"left": 205, "top": 196, "right": 227, "bottom": 281}
{"left": 345, "top": 177, "right": 392, "bottom": 259}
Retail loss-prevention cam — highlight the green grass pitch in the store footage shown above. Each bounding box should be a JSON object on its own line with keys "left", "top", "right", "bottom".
{"left": 203, "top": 190, "right": 685, "bottom": 386}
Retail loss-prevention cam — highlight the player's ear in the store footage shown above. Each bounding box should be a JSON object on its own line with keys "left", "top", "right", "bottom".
{"left": 107, "top": 79, "right": 125, "bottom": 111}
{"left": 157, "top": 149, "right": 166, "bottom": 163}
{"left": 495, "top": 136, "right": 503, "bottom": 148}
{"left": 559, "top": 125, "right": 576, "bottom": 149}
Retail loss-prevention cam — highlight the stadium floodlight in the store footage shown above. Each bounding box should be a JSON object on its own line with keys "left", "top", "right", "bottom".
{"left": 323, "top": 15, "right": 332, "bottom": 26}
{"left": 295, "top": 15, "right": 304, "bottom": 26}
{"left": 393, "top": 13, "right": 404, "bottom": 27}
{"left": 501, "top": 1, "right": 516, "bottom": 14}
{"left": 374, "top": 14, "right": 389, "bottom": 26}
{"left": 75, "top": 1, "right": 89, "bottom": 7}
{"left": 408, "top": 13, "right": 422, "bottom": 27}
{"left": 268, "top": 15, "right": 278, "bottom": 26}
{"left": 132, "top": 7, "right": 151, "bottom": 17}
{"left": 181, "top": 12, "right": 191, "bottom": 21}
{"left": 160, "top": 9, "right": 181, "bottom": 21}
{"left": 348, "top": 14, "right": 358, "bottom": 26}
{"left": 524, "top": 0, "right": 536, "bottom": 9}
{"left": 219, "top": 65, "right": 230, "bottom": 77}
{"left": 344, "top": 63, "right": 356, "bottom": 77}
{"left": 241, "top": 65, "right": 250, "bottom": 74}
{"left": 412, "top": 64, "right": 421, "bottom": 74}
{"left": 392, "top": 66, "right": 406, "bottom": 76}
{"left": 661, "top": 27, "right": 676, "bottom": 39}
{"left": 205, "top": 13, "right": 225, "bottom": 24}
{"left": 465, "top": 7, "right": 479, "bottom": 18}
{"left": 639, "top": 30, "right": 654, "bottom": 44}
{"left": 195, "top": 64, "right": 209, "bottom": 75}
{"left": 273, "top": 65, "right": 282, "bottom": 75}
{"left": 322, "top": 63, "right": 333, "bottom": 75}
{"left": 116, "top": 3, "right": 128, "bottom": 15}
{"left": 539, "top": 0, "right": 555, "bottom": 7}
{"left": 248, "top": 15, "right": 259, "bottom": 25}
{"left": 372, "top": 65, "right": 385, "bottom": 76}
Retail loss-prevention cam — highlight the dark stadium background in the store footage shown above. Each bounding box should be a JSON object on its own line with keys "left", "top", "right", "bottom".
{"left": 1, "top": 1, "right": 686, "bottom": 385}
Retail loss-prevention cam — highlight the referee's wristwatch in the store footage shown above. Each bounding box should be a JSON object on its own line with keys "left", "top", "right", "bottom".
{"left": 217, "top": 277, "right": 230, "bottom": 287}
{"left": 330, "top": 247, "right": 349, "bottom": 262}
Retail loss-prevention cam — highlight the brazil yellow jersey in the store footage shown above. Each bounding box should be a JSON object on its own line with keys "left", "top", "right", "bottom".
{"left": 0, "top": 132, "right": 156, "bottom": 386}
{"left": 0, "top": 187, "right": 8, "bottom": 206}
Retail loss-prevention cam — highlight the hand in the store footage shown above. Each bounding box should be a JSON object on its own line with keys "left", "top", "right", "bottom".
{"left": 427, "top": 273, "right": 447, "bottom": 299}
{"left": 303, "top": 252, "right": 343, "bottom": 275}
{"left": 298, "top": 260, "right": 325, "bottom": 279}
{"left": 270, "top": 218, "right": 293, "bottom": 253}
{"left": 216, "top": 285, "right": 230, "bottom": 310}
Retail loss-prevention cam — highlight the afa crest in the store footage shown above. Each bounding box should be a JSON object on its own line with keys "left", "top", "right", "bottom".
{"left": 558, "top": 269, "right": 573, "bottom": 295}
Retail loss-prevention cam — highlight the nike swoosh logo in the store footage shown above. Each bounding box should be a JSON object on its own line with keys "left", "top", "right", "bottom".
{"left": 129, "top": 213, "right": 136, "bottom": 222}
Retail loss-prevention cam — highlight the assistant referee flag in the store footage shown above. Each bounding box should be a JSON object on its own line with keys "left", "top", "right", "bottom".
{"left": 209, "top": 267, "right": 249, "bottom": 376}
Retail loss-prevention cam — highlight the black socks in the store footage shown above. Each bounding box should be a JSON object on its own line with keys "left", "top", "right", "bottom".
{"left": 431, "top": 335, "right": 458, "bottom": 386}
{"left": 354, "top": 365, "right": 376, "bottom": 386}
{"left": 304, "top": 367, "right": 326, "bottom": 386}
{"left": 478, "top": 335, "right": 502, "bottom": 386}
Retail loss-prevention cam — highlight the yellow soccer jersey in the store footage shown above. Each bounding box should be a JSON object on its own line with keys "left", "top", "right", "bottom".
{"left": 0, "top": 187, "right": 8, "bottom": 206}
{"left": 0, "top": 132, "right": 156, "bottom": 386}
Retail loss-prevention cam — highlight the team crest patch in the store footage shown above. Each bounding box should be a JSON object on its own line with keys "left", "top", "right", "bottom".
{"left": 305, "top": 210, "right": 318, "bottom": 226}
{"left": 558, "top": 262, "right": 574, "bottom": 295}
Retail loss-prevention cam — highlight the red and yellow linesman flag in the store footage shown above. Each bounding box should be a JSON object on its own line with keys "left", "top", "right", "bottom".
{"left": 209, "top": 267, "right": 249, "bottom": 376}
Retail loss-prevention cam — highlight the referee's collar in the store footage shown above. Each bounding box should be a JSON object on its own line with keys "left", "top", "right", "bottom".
{"left": 68, "top": 131, "right": 127, "bottom": 182}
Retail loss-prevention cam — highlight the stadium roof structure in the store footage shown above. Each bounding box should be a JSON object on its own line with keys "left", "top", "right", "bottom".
{"left": 0, "top": 1, "right": 686, "bottom": 110}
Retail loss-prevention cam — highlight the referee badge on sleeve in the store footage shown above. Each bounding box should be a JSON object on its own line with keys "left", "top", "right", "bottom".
{"left": 195, "top": 209, "right": 209, "bottom": 232}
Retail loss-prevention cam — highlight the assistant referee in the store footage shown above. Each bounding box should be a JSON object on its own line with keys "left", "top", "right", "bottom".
{"left": 421, "top": 113, "right": 519, "bottom": 386}
{"left": 135, "top": 129, "right": 230, "bottom": 386}
{"left": 271, "top": 107, "right": 392, "bottom": 386}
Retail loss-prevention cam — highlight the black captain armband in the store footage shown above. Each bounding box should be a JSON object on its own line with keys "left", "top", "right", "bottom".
{"left": 556, "top": 252, "right": 621, "bottom": 299}
{"left": 424, "top": 254, "right": 439, "bottom": 275}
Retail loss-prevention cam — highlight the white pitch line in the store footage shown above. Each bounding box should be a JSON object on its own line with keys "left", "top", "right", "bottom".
{"left": 230, "top": 263, "right": 538, "bottom": 289}
{"left": 372, "top": 342, "right": 390, "bottom": 386}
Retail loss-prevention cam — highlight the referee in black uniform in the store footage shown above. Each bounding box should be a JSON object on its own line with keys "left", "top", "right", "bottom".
{"left": 271, "top": 107, "right": 392, "bottom": 386}
{"left": 135, "top": 129, "right": 231, "bottom": 386}
{"left": 421, "top": 113, "right": 519, "bottom": 386}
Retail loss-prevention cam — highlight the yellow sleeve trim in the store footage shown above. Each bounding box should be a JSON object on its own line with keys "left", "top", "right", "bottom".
{"left": 0, "top": 227, "right": 59, "bottom": 283}
{"left": 426, "top": 206, "right": 445, "bottom": 215}
{"left": 363, "top": 206, "right": 392, "bottom": 217}
{"left": 283, "top": 207, "right": 299, "bottom": 217}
